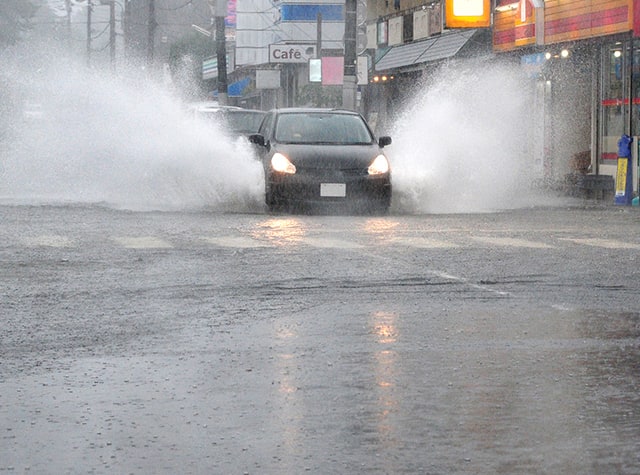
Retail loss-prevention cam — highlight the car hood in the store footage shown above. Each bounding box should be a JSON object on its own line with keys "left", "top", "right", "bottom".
{"left": 273, "top": 143, "right": 384, "bottom": 169}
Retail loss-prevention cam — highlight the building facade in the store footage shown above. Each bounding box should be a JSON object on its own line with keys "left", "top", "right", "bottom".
{"left": 234, "top": 0, "right": 347, "bottom": 108}
{"left": 361, "top": 0, "right": 493, "bottom": 134}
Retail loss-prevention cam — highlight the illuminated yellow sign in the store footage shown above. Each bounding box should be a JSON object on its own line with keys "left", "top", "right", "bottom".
{"left": 615, "top": 158, "right": 628, "bottom": 196}
{"left": 445, "top": 0, "right": 491, "bottom": 28}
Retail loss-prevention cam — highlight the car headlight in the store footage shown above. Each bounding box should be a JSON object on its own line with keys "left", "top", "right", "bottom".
{"left": 271, "top": 153, "right": 296, "bottom": 174}
{"left": 368, "top": 154, "right": 390, "bottom": 175}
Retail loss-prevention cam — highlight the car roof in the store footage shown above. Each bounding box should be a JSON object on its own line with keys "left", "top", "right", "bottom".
{"left": 198, "top": 105, "right": 243, "bottom": 112}
{"left": 223, "top": 109, "right": 266, "bottom": 114}
{"left": 188, "top": 101, "right": 245, "bottom": 112}
{"left": 268, "top": 107, "right": 361, "bottom": 115}
{"left": 187, "top": 100, "right": 220, "bottom": 109}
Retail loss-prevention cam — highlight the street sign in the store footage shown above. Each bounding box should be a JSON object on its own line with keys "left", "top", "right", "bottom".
{"left": 309, "top": 59, "right": 322, "bottom": 82}
{"left": 357, "top": 56, "right": 368, "bottom": 85}
{"left": 256, "top": 69, "right": 281, "bottom": 89}
{"left": 202, "top": 55, "right": 232, "bottom": 80}
{"left": 269, "top": 44, "right": 316, "bottom": 63}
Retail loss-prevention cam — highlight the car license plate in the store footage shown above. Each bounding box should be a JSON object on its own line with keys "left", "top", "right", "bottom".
{"left": 320, "top": 183, "right": 346, "bottom": 197}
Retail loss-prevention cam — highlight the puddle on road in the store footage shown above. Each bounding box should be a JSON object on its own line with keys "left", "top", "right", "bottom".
{"left": 344, "top": 305, "right": 640, "bottom": 472}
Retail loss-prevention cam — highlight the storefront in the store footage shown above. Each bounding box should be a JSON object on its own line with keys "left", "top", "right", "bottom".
{"left": 494, "top": 0, "right": 640, "bottom": 194}
{"left": 508, "top": 38, "right": 640, "bottom": 194}
{"left": 599, "top": 35, "right": 640, "bottom": 189}
{"left": 515, "top": 43, "right": 596, "bottom": 185}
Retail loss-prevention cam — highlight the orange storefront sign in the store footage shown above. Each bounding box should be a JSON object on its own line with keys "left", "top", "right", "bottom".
{"left": 494, "top": 0, "right": 633, "bottom": 51}
{"left": 445, "top": 0, "right": 492, "bottom": 28}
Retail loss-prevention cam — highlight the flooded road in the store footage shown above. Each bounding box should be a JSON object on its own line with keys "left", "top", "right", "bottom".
{"left": 1, "top": 205, "right": 639, "bottom": 473}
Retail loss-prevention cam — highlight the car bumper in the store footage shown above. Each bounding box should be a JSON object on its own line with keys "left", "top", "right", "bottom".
{"left": 266, "top": 172, "right": 391, "bottom": 212}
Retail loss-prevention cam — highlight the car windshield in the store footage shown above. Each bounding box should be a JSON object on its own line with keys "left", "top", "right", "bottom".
{"left": 224, "top": 111, "right": 266, "bottom": 134}
{"left": 275, "top": 112, "right": 374, "bottom": 144}
{"left": 196, "top": 109, "right": 266, "bottom": 134}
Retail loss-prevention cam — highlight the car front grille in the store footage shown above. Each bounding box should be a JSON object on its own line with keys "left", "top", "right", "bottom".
{"left": 297, "top": 166, "right": 368, "bottom": 178}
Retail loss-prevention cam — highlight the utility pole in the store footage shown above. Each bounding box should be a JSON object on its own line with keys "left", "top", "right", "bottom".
{"left": 147, "top": 0, "right": 156, "bottom": 68}
{"left": 316, "top": 12, "right": 322, "bottom": 57}
{"left": 123, "top": 0, "right": 131, "bottom": 63}
{"left": 86, "top": 0, "right": 92, "bottom": 66}
{"left": 109, "top": 0, "right": 116, "bottom": 71}
{"left": 65, "top": 0, "right": 72, "bottom": 48}
{"left": 342, "top": 0, "right": 357, "bottom": 110}
{"left": 215, "top": 0, "right": 228, "bottom": 105}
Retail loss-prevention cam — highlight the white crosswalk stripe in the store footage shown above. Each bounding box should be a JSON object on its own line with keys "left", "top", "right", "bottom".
{"left": 301, "top": 237, "right": 364, "bottom": 249}
{"left": 559, "top": 238, "right": 640, "bottom": 249}
{"left": 21, "top": 235, "right": 74, "bottom": 248}
{"left": 390, "top": 237, "right": 459, "bottom": 248}
{"left": 15, "top": 233, "right": 638, "bottom": 251}
{"left": 202, "top": 236, "right": 270, "bottom": 248}
{"left": 472, "top": 236, "right": 555, "bottom": 249}
{"left": 112, "top": 237, "right": 173, "bottom": 249}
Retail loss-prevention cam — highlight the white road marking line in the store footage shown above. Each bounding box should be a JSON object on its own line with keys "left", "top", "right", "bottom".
{"left": 202, "top": 236, "right": 270, "bottom": 248}
{"left": 559, "top": 238, "right": 640, "bottom": 249}
{"left": 431, "top": 270, "right": 511, "bottom": 296}
{"left": 113, "top": 237, "right": 173, "bottom": 249}
{"left": 351, "top": 248, "right": 511, "bottom": 297}
{"left": 391, "top": 237, "right": 459, "bottom": 248}
{"left": 21, "top": 235, "right": 74, "bottom": 248}
{"left": 472, "top": 236, "right": 555, "bottom": 249}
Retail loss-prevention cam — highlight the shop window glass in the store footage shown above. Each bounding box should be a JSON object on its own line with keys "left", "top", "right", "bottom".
{"left": 632, "top": 47, "right": 640, "bottom": 137}
{"left": 600, "top": 44, "right": 626, "bottom": 161}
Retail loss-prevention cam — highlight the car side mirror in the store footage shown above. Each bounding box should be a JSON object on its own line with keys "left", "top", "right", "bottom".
{"left": 249, "top": 134, "right": 265, "bottom": 146}
{"left": 378, "top": 136, "right": 392, "bottom": 148}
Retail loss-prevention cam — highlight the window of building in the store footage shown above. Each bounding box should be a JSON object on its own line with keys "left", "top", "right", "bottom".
{"left": 377, "top": 20, "right": 388, "bottom": 46}
{"left": 403, "top": 13, "right": 413, "bottom": 43}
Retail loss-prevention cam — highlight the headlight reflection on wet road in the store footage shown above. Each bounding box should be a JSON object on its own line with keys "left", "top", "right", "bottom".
{"left": 370, "top": 311, "right": 401, "bottom": 454}
{"left": 252, "top": 218, "right": 308, "bottom": 246}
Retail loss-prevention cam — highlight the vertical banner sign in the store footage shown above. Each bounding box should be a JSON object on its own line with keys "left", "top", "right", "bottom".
{"left": 357, "top": 56, "right": 368, "bottom": 85}
{"left": 614, "top": 134, "right": 633, "bottom": 205}
{"left": 309, "top": 58, "right": 322, "bottom": 82}
{"left": 615, "top": 158, "right": 628, "bottom": 195}
{"left": 322, "top": 56, "right": 344, "bottom": 85}
{"left": 445, "top": 0, "right": 491, "bottom": 28}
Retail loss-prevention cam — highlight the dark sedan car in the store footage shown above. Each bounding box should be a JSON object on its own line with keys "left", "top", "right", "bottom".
{"left": 249, "top": 108, "right": 392, "bottom": 214}
{"left": 192, "top": 104, "right": 267, "bottom": 136}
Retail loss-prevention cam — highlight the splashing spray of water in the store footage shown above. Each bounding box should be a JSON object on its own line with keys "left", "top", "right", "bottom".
{"left": 389, "top": 60, "right": 551, "bottom": 214}
{"left": 0, "top": 45, "right": 264, "bottom": 212}
{"left": 1, "top": 42, "right": 558, "bottom": 215}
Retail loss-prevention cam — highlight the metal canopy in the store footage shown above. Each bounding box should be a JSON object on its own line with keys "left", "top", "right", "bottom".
{"left": 375, "top": 29, "right": 477, "bottom": 72}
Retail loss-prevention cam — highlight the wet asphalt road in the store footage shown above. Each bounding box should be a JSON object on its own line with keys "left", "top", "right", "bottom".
{"left": 1, "top": 204, "right": 639, "bottom": 474}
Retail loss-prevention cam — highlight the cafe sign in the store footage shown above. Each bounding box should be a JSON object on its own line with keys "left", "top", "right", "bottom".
{"left": 269, "top": 44, "right": 316, "bottom": 63}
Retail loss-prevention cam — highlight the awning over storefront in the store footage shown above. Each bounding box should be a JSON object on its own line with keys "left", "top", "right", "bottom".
{"left": 375, "top": 29, "right": 477, "bottom": 72}
{"left": 211, "top": 77, "right": 251, "bottom": 98}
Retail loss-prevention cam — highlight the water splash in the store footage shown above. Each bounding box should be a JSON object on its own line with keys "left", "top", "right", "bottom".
{"left": 1, "top": 42, "right": 560, "bottom": 215}
{"left": 389, "top": 59, "right": 554, "bottom": 214}
{"left": 0, "top": 45, "right": 264, "bottom": 212}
